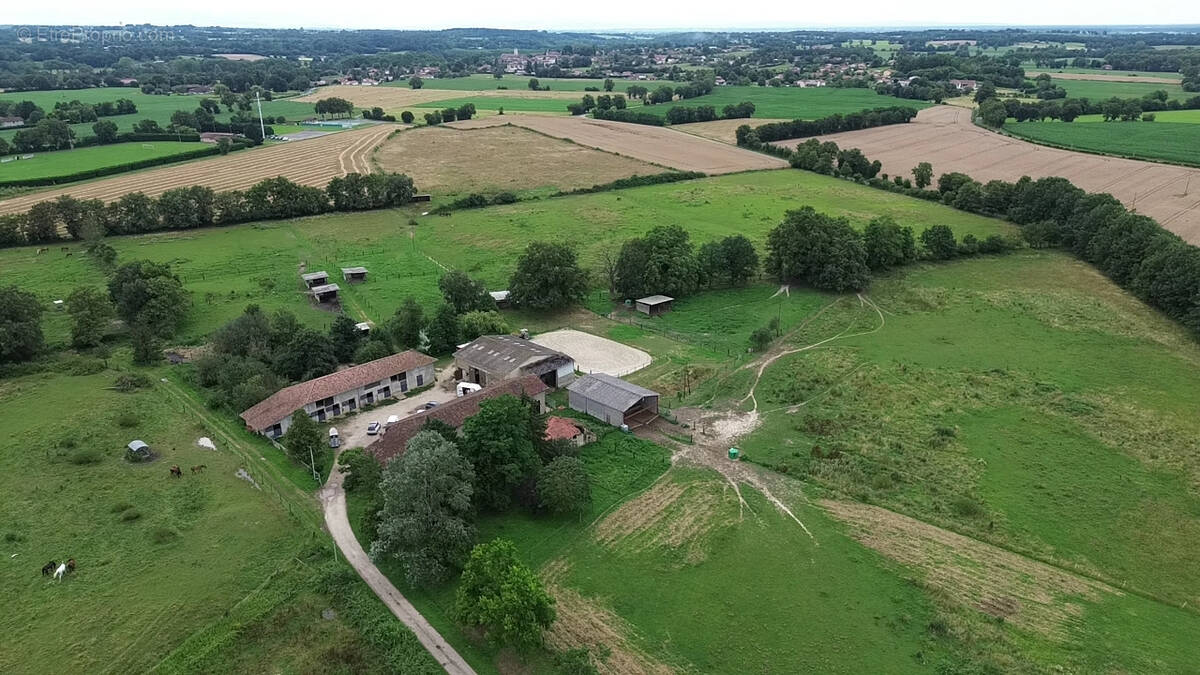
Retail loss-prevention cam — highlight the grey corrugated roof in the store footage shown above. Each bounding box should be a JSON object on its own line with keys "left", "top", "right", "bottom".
{"left": 566, "top": 373, "right": 657, "bottom": 411}
{"left": 454, "top": 335, "right": 571, "bottom": 377}
{"left": 310, "top": 283, "right": 340, "bottom": 294}
{"left": 637, "top": 295, "right": 674, "bottom": 305}
{"left": 301, "top": 271, "right": 328, "bottom": 281}
{"left": 341, "top": 267, "right": 368, "bottom": 274}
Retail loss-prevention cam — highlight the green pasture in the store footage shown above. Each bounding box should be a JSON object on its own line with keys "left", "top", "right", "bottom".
{"left": 1029, "top": 66, "right": 1182, "bottom": 80}
{"left": 0, "top": 358, "right": 434, "bottom": 673}
{"left": 1007, "top": 119, "right": 1200, "bottom": 165}
{"left": 0, "top": 88, "right": 313, "bottom": 143}
{"left": 0, "top": 141, "right": 209, "bottom": 181}
{"left": 396, "top": 74, "right": 613, "bottom": 92}
{"left": 0, "top": 169, "right": 1012, "bottom": 347}
{"left": 1049, "top": 77, "right": 1188, "bottom": 101}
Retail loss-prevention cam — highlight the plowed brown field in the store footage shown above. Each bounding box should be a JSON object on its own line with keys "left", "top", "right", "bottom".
{"left": 0, "top": 123, "right": 397, "bottom": 215}
{"left": 450, "top": 114, "right": 788, "bottom": 174}
{"left": 775, "top": 106, "right": 1200, "bottom": 244}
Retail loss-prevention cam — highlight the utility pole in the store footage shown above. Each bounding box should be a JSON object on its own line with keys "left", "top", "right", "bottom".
{"left": 255, "top": 90, "right": 266, "bottom": 140}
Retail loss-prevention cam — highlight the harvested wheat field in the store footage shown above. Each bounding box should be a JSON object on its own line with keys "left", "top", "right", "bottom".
{"left": 372, "top": 124, "right": 662, "bottom": 195}
{"left": 822, "top": 499, "right": 1121, "bottom": 641}
{"left": 1025, "top": 71, "right": 1182, "bottom": 85}
{"left": 674, "top": 118, "right": 792, "bottom": 145}
{"left": 450, "top": 114, "right": 788, "bottom": 174}
{"left": 295, "top": 84, "right": 581, "bottom": 110}
{"left": 0, "top": 123, "right": 396, "bottom": 216}
{"left": 778, "top": 105, "right": 1200, "bottom": 243}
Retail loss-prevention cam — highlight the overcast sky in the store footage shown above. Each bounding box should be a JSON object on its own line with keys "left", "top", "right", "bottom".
{"left": 4, "top": 1, "right": 1198, "bottom": 32}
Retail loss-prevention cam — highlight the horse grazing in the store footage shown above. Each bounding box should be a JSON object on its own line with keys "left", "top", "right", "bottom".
{"left": 191, "top": 464, "right": 207, "bottom": 474}
{"left": 36, "top": 247, "right": 48, "bottom": 255}
{"left": 169, "top": 465, "right": 183, "bottom": 478}
{"left": 53, "top": 563, "right": 67, "bottom": 580}
{"left": 66, "top": 558, "right": 76, "bottom": 573}
{"left": 41, "top": 560, "right": 57, "bottom": 576}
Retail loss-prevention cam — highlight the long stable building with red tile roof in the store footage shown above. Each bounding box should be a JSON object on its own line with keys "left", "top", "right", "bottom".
{"left": 240, "top": 350, "right": 436, "bottom": 438}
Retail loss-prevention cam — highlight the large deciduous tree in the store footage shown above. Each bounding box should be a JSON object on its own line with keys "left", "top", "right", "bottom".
{"left": 0, "top": 286, "right": 43, "bottom": 364}
{"left": 454, "top": 538, "right": 555, "bottom": 651}
{"left": 439, "top": 270, "right": 496, "bottom": 314}
{"left": 765, "top": 207, "right": 871, "bottom": 292}
{"left": 107, "top": 260, "right": 188, "bottom": 338}
{"left": 509, "top": 242, "right": 588, "bottom": 310}
{"left": 66, "top": 286, "right": 114, "bottom": 349}
{"left": 370, "top": 431, "right": 476, "bottom": 587}
{"left": 460, "top": 395, "right": 540, "bottom": 511}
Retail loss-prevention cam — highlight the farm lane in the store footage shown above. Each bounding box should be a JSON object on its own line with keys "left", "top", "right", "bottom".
{"left": 779, "top": 105, "right": 1200, "bottom": 244}
{"left": 319, "top": 465, "right": 476, "bottom": 675}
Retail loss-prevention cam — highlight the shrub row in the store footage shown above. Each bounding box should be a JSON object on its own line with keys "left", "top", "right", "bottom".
{"left": 664, "top": 101, "right": 756, "bottom": 125}
{"left": 738, "top": 106, "right": 919, "bottom": 144}
{"left": 557, "top": 171, "right": 706, "bottom": 195}
{"left": 0, "top": 172, "right": 416, "bottom": 247}
{"left": 591, "top": 108, "right": 665, "bottom": 126}
{"left": 430, "top": 191, "right": 519, "bottom": 214}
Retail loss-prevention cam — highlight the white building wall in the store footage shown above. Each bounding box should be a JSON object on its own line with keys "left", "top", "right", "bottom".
{"left": 262, "top": 363, "right": 435, "bottom": 438}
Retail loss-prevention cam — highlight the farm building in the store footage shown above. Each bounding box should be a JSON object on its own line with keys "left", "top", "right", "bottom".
{"left": 309, "top": 283, "right": 340, "bottom": 304}
{"left": 0, "top": 116, "right": 24, "bottom": 129}
{"left": 301, "top": 271, "right": 329, "bottom": 288}
{"left": 567, "top": 373, "right": 659, "bottom": 428}
{"left": 370, "top": 375, "right": 548, "bottom": 465}
{"left": 454, "top": 335, "right": 576, "bottom": 388}
{"left": 635, "top": 295, "right": 674, "bottom": 316}
{"left": 240, "top": 350, "right": 435, "bottom": 438}
{"left": 489, "top": 290, "right": 511, "bottom": 308}
{"left": 341, "top": 267, "right": 368, "bottom": 282}
{"left": 545, "top": 416, "right": 594, "bottom": 447}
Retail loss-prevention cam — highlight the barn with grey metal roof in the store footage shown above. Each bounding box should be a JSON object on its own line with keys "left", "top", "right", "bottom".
{"left": 566, "top": 373, "right": 659, "bottom": 428}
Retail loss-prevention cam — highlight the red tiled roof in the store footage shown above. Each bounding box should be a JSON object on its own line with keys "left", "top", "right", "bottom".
{"left": 239, "top": 350, "right": 435, "bottom": 431}
{"left": 370, "top": 375, "right": 548, "bottom": 465}
{"left": 545, "top": 416, "right": 582, "bottom": 442}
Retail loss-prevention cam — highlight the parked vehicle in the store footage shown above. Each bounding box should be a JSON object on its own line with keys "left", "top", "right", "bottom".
{"left": 366, "top": 421, "right": 381, "bottom": 435}
{"left": 385, "top": 415, "right": 400, "bottom": 427}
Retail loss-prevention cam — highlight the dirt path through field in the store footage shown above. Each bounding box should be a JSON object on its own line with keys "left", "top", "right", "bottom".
{"left": 0, "top": 123, "right": 397, "bottom": 216}
{"left": 448, "top": 114, "right": 788, "bottom": 174}
{"left": 773, "top": 105, "right": 1200, "bottom": 244}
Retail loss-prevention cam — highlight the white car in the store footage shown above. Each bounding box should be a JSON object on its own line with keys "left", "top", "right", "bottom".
{"left": 366, "top": 421, "right": 382, "bottom": 435}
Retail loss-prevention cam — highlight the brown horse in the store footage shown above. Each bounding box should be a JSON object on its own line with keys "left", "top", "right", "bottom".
{"left": 191, "top": 464, "right": 207, "bottom": 474}
{"left": 66, "top": 558, "right": 76, "bottom": 573}
{"left": 169, "top": 465, "right": 182, "bottom": 477}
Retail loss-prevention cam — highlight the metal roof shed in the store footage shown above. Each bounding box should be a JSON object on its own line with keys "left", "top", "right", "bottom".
{"left": 341, "top": 267, "right": 368, "bottom": 282}
{"left": 301, "top": 271, "right": 329, "bottom": 288}
{"left": 635, "top": 295, "right": 674, "bottom": 316}
{"left": 566, "top": 373, "right": 659, "bottom": 428}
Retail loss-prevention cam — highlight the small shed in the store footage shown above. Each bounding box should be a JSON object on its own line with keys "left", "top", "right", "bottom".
{"left": 309, "top": 283, "right": 340, "bottom": 304}
{"left": 126, "top": 440, "right": 152, "bottom": 462}
{"left": 567, "top": 373, "right": 659, "bottom": 429}
{"left": 635, "top": 294, "right": 674, "bottom": 316}
{"left": 341, "top": 267, "right": 368, "bottom": 283}
{"left": 489, "top": 290, "right": 511, "bottom": 308}
{"left": 301, "top": 271, "right": 329, "bottom": 288}
{"left": 355, "top": 321, "right": 372, "bottom": 334}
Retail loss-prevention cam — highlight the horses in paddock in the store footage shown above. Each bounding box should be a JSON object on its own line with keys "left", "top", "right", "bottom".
{"left": 64, "top": 252, "right": 73, "bottom": 257}
{"left": 66, "top": 558, "right": 76, "bottom": 573}
{"left": 53, "top": 562, "right": 68, "bottom": 580}
{"left": 36, "top": 248, "right": 48, "bottom": 255}
{"left": 191, "top": 464, "right": 207, "bottom": 474}
{"left": 169, "top": 465, "right": 182, "bottom": 477}
{"left": 41, "top": 560, "right": 57, "bottom": 576}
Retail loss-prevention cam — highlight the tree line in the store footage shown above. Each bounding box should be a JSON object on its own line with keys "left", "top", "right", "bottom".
{"left": 603, "top": 225, "right": 759, "bottom": 300}
{"left": 738, "top": 105, "right": 919, "bottom": 144}
{"left": 664, "top": 101, "right": 755, "bottom": 125}
{"left": 0, "top": 172, "right": 415, "bottom": 248}
{"left": 977, "top": 90, "right": 1200, "bottom": 127}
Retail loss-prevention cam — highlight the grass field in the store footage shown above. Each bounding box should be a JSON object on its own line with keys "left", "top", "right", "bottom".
{"left": 411, "top": 95, "right": 572, "bottom": 114}
{"left": 0, "top": 169, "right": 1012, "bottom": 347}
{"left": 0, "top": 141, "right": 210, "bottom": 181}
{"left": 0, "top": 356, "right": 436, "bottom": 673}
{"left": 0, "top": 88, "right": 314, "bottom": 143}
{"left": 1048, "top": 77, "right": 1188, "bottom": 101}
{"left": 1007, "top": 119, "right": 1200, "bottom": 165}
{"left": 1029, "top": 66, "right": 1183, "bottom": 80}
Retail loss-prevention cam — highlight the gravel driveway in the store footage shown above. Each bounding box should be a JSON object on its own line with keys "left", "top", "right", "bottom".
{"left": 335, "top": 367, "right": 458, "bottom": 449}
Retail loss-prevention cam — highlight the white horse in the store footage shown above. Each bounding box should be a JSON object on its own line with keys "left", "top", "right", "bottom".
{"left": 53, "top": 563, "right": 67, "bottom": 580}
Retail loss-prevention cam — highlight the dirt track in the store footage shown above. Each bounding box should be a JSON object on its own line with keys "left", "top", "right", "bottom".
{"left": 449, "top": 115, "right": 788, "bottom": 174}
{"left": 777, "top": 106, "right": 1200, "bottom": 244}
{"left": 0, "top": 123, "right": 397, "bottom": 215}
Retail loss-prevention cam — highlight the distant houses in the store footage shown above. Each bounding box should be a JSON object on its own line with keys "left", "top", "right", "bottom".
{"left": 240, "top": 350, "right": 436, "bottom": 438}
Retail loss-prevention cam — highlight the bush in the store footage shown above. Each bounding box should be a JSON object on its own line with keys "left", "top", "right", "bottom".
{"left": 69, "top": 449, "right": 103, "bottom": 465}
{"left": 115, "top": 408, "right": 140, "bottom": 428}
{"left": 151, "top": 527, "right": 179, "bottom": 544}
{"left": 557, "top": 171, "right": 705, "bottom": 196}
{"left": 120, "top": 508, "right": 143, "bottom": 522}
{"left": 114, "top": 372, "right": 153, "bottom": 392}
{"left": 950, "top": 496, "right": 985, "bottom": 518}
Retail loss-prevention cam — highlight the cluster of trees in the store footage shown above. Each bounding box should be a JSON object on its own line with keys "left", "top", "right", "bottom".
{"left": 607, "top": 225, "right": 758, "bottom": 300}
{"left": 763, "top": 138, "right": 883, "bottom": 180}
{"left": 46, "top": 98, "right": 137, "bottom": 124}
{"left": 509, "top": 241, "right": 590, "bottom": 310}
{"left": 566, "top": 93, "right": 627, "bottom": 115}
{"left": 313, "top": 96, "right": 354, "bottom": 118}
{"left": 375, "top": 271, "right": 508, "bottom": 360}
{"left": 4, "top": 118, "right": 77, "bottom": 153}
{"left": 0, "top": 286, "right": 45, "bottom": 364}
{"left": 764, "top": 207, "right": 1016, "bottom": 292}
{"left": 739, "top": 106, "right": 918, "bottom": 144}
{"left": 0, "top": 173, "right": 415, "bottom": 248}
{"left": 361, "top": 107, "right": 397, "bottom": 122}
{"left": 422, "top": 103, "right": 476, "bottom": 125}
{"left": 662, "top": 101, "right": 755, "bottom": 125}
{"left": 591, "top": 108, "right": 664, "bottom": 126}
{"left": 874, "top": 52, "right": 1027, "bottom": 103}
{"left": 0, "top": 100, "right": 46, "bottom": 124}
